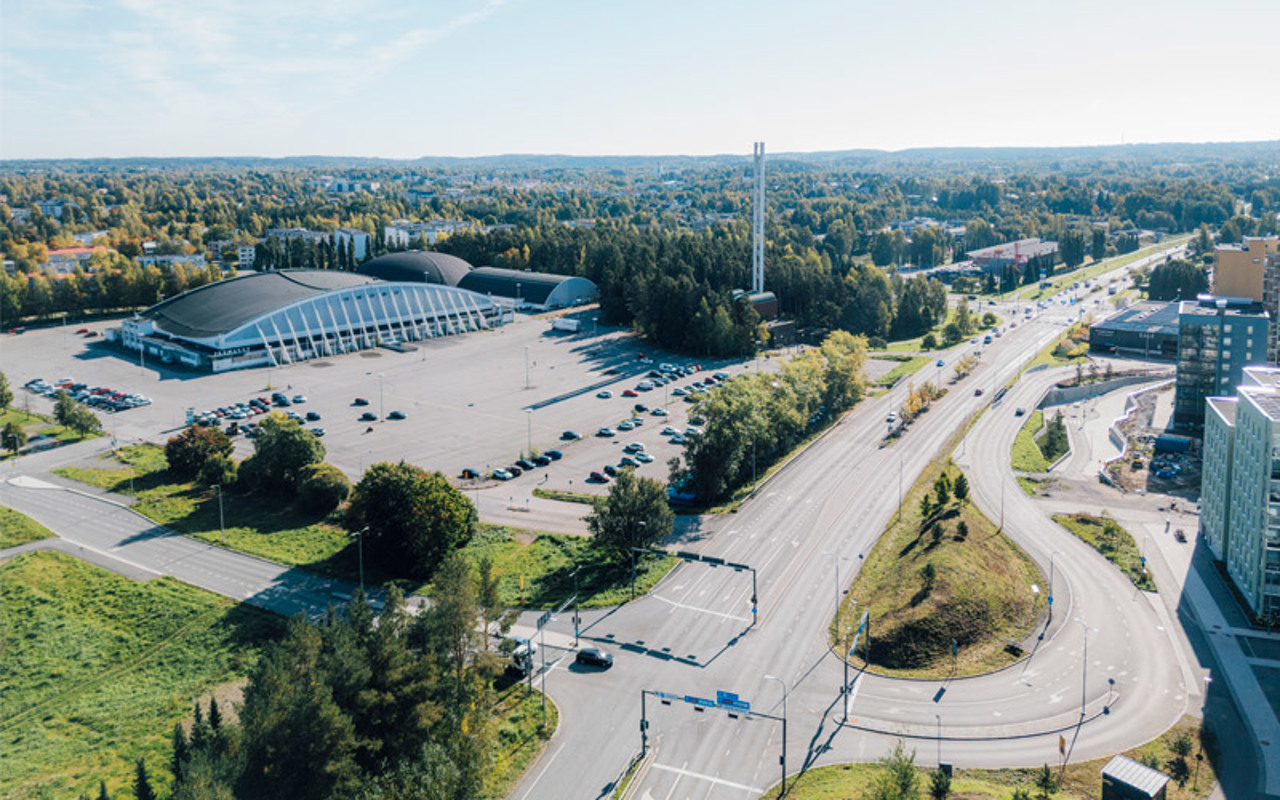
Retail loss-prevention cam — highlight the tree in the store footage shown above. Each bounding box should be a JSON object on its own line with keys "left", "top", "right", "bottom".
{"left": 1091, "top": 228, "right": 1108, "bottom": 261}
{"left": 1034, "top": 764, "right": 1057, "bottom": 799}
{"left": 0, "top": 371, "right": 12, "bottom": 414}
{"left": 134, "top": 758, "right": 157, "bottom": 800}
{"left": 249, "top": 413, "right": 325, "bottom": 493}
{"left": 476, "top": 555, "right": 503, "bottom": 652}
{"left": 297, "top": 462, "right": 351, "bottom": 513}
{"left": 199, "top": 455, "right": 237, "bottom": 488}
{"left": 1147, "top": 258, "right": 1208, "bottom": 301}
{"left": 866, "top": 740, "right": 920, "bottom": 800}
{"left": 1059, "top": 228, "right": 1086, "bottom": 268}
{"left": 96, "top": 780, "right": 112, "bottom": 800}
{"left": 929, "top": 767, "right": 952, "bottom": 800}
{"left": 346, "top": 461, "right": 477, "bottom": 580}
{"left": 586, "top": 469, "right": 675, "bottom": 562}
{"left": 920, "top": 562, "right": 937, "bottom": 593}
{"left": 2, "top": 421, "right": 27, "bottom": 456}
{"left": 953, "top": 473, "right": 969, "bottom": 503}
{"left": 922, "top": 332, "right": 938, "bottom": 350}
{"left": 171, "top": 722, "right": 189, "bottom": 783}
{"left": 934, "top": 475, "right": 950, "bottom": 506}
{"left": 166, "top": 425, "right": 233, "bottom": 479}
{"left": 981, "top": 311, "right": 997, "bottom": 327}
{"left": 64, "top": 403, "right": 101, "bottom": 437}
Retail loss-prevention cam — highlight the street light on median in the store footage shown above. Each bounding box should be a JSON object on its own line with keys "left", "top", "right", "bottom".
{"left": 764, "top": 674, "right": 788, "bottom": 795}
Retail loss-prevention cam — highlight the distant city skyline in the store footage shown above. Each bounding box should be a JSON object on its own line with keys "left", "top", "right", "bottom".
{"left": 2, "top": 0, "right": 1277, "bottom": 160}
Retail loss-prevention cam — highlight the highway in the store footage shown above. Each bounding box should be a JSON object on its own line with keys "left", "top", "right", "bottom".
{"left": 511, "top": 257, "right": 1196, "bottom": 800}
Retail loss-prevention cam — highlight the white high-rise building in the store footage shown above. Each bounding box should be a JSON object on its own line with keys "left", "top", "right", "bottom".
{"left": 1201, "top": 365, "right": 1280, "bottom": 623}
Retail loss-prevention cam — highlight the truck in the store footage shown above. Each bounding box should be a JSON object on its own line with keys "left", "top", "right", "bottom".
{"left": 552, "top": 318, "right": 580, "bottom": 333}
{"left": 508, "top": 637, "right": 538, "bottom": 676}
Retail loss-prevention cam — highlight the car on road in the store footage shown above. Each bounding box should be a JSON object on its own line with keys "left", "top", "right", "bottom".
{"left": 1015, "top": 407, "right": 1026, "bottom": 417}
{"left": 305, "top": 411, "right": 321, "bottom": 421}
{"left": 544, "top": 449, "right": 563, "bottom": 460}
{"left": 596, "top": 390, "right": 613, "bottom": 399}
{"left": 353, "top": 397, "right": 369, "bottom": 406}
{"left": 974, "top": 388, "right": 984, "bottom": 396}
{"left": 597, "top": 427, "right": 616, "bottom": 437}
{"left": 360, "top": 412, "right": 378, "bottom": 421}
{"left": 575, "top": 647, "right": 613, "bottom": 668}
{"left": 493, "top": 468, "right": 514, "bottom": 480}
{"left": 635, "top": 452, "right": 654, "bottom": 463}
{"left": 886, "top": 412, "right": 897, "bottom": 423}
{"left": 387, "top": 410, "right": 406, "bottom": 420}
{"left": 562, "top": 430, "right": 582, "bottom": 440}
{"left": 936, "top": 359, "right": 945, "bottom": 367}
{"left": 589, "top": 470, "right": 608, "bottom": 482}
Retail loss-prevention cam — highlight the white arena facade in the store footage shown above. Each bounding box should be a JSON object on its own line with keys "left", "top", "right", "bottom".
{"left": 117, "top": 269, "right": 506, "bottom": 373}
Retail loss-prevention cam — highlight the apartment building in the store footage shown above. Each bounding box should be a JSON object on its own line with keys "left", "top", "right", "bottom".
{"left": 1213, "top": 235, "right": 1279, "bottom": 302}
{"left": 1173, "top": 296, "right": 1269, "bottom": 434}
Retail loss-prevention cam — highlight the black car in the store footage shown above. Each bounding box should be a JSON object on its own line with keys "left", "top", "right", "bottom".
{"left": 575, "top": 648, "right": 613, "bottom": 669}
{"left": 305, "top": 411, "right": 321, "bottom": 421}
{"left": 360, "top": 412, "right": 377, "bottom": 422}
{"left": 460, "top": 468, "right": 481, "bottom": 479}
{"left": 532, "top": 455, "right": 551, "bottom": 467}
{"left": 603, "top": 464, "right": 618, "bottom": 477}
{"left": 561, "top": 430, "right": 582, "bottom": 440}
{"left": 544, "top": 449, "right": 563, "bottom": 460}
{"left": 388, "top": 410, "right": 406, "bottom": 420}
{"left": 515, "top": 459, "right": 536, "bottom": 471}
{"left": 353, "top": 397, "right": 370, "bottom": 406}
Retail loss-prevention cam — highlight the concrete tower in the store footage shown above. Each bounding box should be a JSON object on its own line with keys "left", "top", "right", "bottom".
{"left": 752, "top": 142, "right": 765, "bottom": 294}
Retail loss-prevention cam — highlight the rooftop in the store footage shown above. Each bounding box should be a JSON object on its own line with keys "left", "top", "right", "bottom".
{"left": 1207, "top": 396, "right": 1238, "bottom": 424}
{"left": 1240, "top": 385, "right": 1280, "bottom": 423}
{"left": 1090, "top": 300, "right": 1180, "bottom": 334}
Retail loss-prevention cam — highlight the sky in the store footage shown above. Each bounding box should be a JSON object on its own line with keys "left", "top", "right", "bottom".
{"left": 1, "top": 0, "right": 1278, "bottom": 160}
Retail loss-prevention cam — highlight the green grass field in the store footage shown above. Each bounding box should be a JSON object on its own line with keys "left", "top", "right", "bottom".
{"left": 759, "top": 716, "right": 1217, "bottom": 800}
{"left": 1053, "top": 513, "right": 1156, "bottom": 591}
{"left": 0, "top": 406, "right": 102, "bottom": 460}
{"left": 0, "top": 551, "right": 279, "bottom": 800}
{"left": 875, "top": 356, "right": 929, "bottom": 387}
{"left": 54, "top": 445, "right": 674, "bottom": 608}
{"left": 1011, "top": 409, "right": 1050, "bottom": 472}
{"left": 839, "top": 460, "right": 1045, "bottom": 678}
{"left": 485, "top": 686, "right": 558, "bottom": 800}
{"left": 0, "top": 505, "right": 56, "bottom": 548}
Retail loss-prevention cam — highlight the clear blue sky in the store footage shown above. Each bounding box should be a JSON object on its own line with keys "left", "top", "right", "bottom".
{"left": 2, "top": 0, "right": 1277, "bottom": 159}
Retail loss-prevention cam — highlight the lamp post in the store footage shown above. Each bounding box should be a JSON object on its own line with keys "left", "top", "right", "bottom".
{"left": 571, "top": 566, "right": 582, "bottom": 646}
{"left": 1048, "top": 550, "right": 1062, "bottom": 621}
{"left": 525, "top": 408, "right": 532, "bottom": 457}
{"left": 351, "top": 526, "right": 369, "bottom": 593}
{"left": 764, "top": 674, "right": 787, "bottom": 795}
{"left": 376, "top": 373, "right": 385, "bottom": 422}
{"left": 936, "top": 713, "right": 942, "bottom": 766}
{"left": 213, "top": 484, "right": 225, "bottom": 546}
{"left": 630, "top": 521, "right": 646, "bottom": 600}
{"left": 524, "top": 345, "right": 530, "bottom": 389}
{"left": 1073, "top": 617, "right": 1090, "bottom": 716}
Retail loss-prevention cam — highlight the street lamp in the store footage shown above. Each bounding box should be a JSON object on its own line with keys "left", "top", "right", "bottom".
{"left": 630, "top": 521, "right": 647, "bottom": 600}
{"left": 1073, "top": 617, "right": 1092, "bottom": 717}
{"left": 936, "top": 713, "right": 942, "bottom": 766}
{"left": 212, "top": 484, "right": 225, "bottom": 546}
{"left": 524, "top": 345, "right": 530, "bottom": 389}
{"left": 571, "top": 566, "right": 583, "bottom": 646}
{"left": 525, "top": 408, "right": 533, "bottom": 457}
{"left": 351, "top": 526, "right": 369, "bottom": 593}
{"left": 764, "top": 674, "right": 788, "bottom": 795}
{"left": 1048, "top": 550, "right": 1062, "bottom": 621}
{"left": 376, "top": 373, "right": 385, "bottom": 422}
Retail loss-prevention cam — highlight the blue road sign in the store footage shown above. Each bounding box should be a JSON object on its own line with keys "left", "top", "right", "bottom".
{"left": 716, "top": 691, "right": 738, "bottom": 705}
{"left": 684, "top": 695, "right": 716, "bottom": 708}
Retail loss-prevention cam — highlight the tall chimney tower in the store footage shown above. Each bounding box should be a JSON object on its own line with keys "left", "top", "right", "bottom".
{"left": 752, "top": 142, "right": 765, "bottom": 294}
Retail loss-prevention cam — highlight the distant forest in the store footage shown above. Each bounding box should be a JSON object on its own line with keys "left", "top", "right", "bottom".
{"left": 2, "top": 141, "right": 1276, "bottom": 355}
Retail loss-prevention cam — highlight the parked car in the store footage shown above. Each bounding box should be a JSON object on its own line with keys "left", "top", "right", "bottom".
{"left": 622, "top": 389, "right": 638, "bottom": 398}
{"left": 650, "top": 407, "right": 667, "bottom": 416}
{"left": 507, "top": 465, "right": 523, "bottom": 477}
{"left": 308, "top": 427, "right": 325, "bottom": 437}
{"left": 360, "top": 412, "right": 378, "bottom": 421}
{"left": 388, "top": 410, "right": 406, "bottom": 420}
{"left": 617, "top": 421, "right": 634, "bottom": 432}
{"left": 597, "top": 427, "right": 616, "bottom": 437}
{"left": 633, "top": 403, "right": 648, "bottom": 413}
{"left": 620, "top": 456, "right": 638, "bottom": 467}
{"left": 670, "top": 433, "right": 686, "bottom": 444}
{"left": 305, "top": 411, "right": 321, "bottom": 421}
{"left": 292, "top": 394, "right": 307, "bottom": 404}
{"left": 561, "top": 430, "right": 582, "bottom": 440}
{"left": 493, "top": 468, "right": 514, "bottom": 481}
{"left": 596, "top": 390, "right": 613, "bottom": 399}
{"left": 460, "top": 468, "right": 481, "bottom": 479}
{"left": 353, "top": 397, "right": 370, "bottom": 406}
{"left": 544, "top": 449, "right": 563, "bottom": 460}
{"left": 603, "top": 465, "right": 618, "bottom": 477}
{"left": 575, "top": 647, "right": 613, "bottom": 669}
{"left": 661, "top": 426, "right": 678, "bottom": 436}
{"left": 635, "top": 452, "right": 654, "bottom": 463}
{"left": 532, "top": 455, "right": 551, "bottom": 467}
{"left": 623, "top": 442, "right": 646, "bottom": 453}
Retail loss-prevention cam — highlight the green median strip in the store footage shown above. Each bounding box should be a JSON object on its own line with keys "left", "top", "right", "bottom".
{"left": 1052, "top": 512, "right": 1155, "bottom": 591}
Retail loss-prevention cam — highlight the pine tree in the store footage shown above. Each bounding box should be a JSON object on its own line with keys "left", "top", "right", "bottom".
{"left": 134, "top": 758, "right": 157, "bottom": 800}
{"left": 209, "top": 697, "right": 221, "bottom": 730}
{"left": 953, "top": 473, "right": 969, "bottom": 504}
{"left": 171, "top": 722, "right": 189, "bottom": 782}
{"left": 1034, "top": 764, "right": 1057, "bottom": 799}
{"left": 97, "top": 780, "right": 112, "bottom": 800}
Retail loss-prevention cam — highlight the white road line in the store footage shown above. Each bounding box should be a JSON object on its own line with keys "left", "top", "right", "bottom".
{"left": 651, "top": 594, "right": 750, "bottom": 623}
{"left": 649, "top": 763, "right": 762, "bottom": 794}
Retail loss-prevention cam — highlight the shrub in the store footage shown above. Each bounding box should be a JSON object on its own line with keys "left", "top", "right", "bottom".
{"left": 198, "top": 455, "right": 237, "bottom": 488}
{"left": 921, "top": 333, "right": 938, "bottom": 350}
{"left": 166, "top": 426, "right": 233, "bottom": 479}
{"left": 868, "top": 336, "right": 888, "bottom": 350}
{"left": 298, "top": 463, "right": 352, "bottom": 514}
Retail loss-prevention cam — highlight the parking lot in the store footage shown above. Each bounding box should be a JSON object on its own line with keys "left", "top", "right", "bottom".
{"left": 1, "top": 313, "right": 766, "bottom": 502}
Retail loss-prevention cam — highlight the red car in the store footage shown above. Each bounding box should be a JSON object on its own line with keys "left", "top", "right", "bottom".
{"left": 622, "top": 389, "right": 638, "bottom": 397}
{"left": 75, "top": 328, "right": 90, "bottom": 334}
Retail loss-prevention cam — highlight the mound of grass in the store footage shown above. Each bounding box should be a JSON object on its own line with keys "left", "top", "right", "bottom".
{"left": 0, "top": 505, "right": 55, "bottom": 549}
{"left": 875, "top": 356, "right": 929, "bottom": 388}
{"left": 0, "top": 551, "right": 277, "bottom": 800}
{"left": 456, "top": 525, "right": 676, "bottom": 609}
{"left": 0, "top": 407, "right": 101, "bottom": 461}
{"left": 531, "top": 487, "right": 596, "bottom": 505}
{"left": 485, "top": 687, "right": 557, "bottom": 800}
{"left": 761, "top": 716, "right": 1218, "bottom": 800}
{"left": 1053, "top": 513, "right": 1155, "bottom": 591}
{"left": 1011, "top": 409, "right": 1050, "bottom": 472}
{"left": 839, "top": 461, "right": 1045, "bottom": 677}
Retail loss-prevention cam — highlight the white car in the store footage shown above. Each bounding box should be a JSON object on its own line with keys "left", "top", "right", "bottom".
{"left": 597, "top": 390, "right": 613, "bottom": 399}
{"left": 650, "top": 407, "right": 668, "bottom": 416}
{"left": 597, "top": 427, "right": 616, "bottom": 437}
{"left": 672, "top": 387, "right": 687, "bottom": 396}
{"left": 635, "top": 452, "right": 655, "bottom": 463}
{"left": 493, "top": 468, "right": 514, "bottom": 480}
{"left": 617, "top": 421, "right": 635, "bottom": 431}
{"left": 623, "top": 442, "right": 646, "bottom": 453}
{"left": 661, "top": 425, "right": 678, "bottom": 435}
{"left": 685, "top": 426, "right": 703, "bottom": 436}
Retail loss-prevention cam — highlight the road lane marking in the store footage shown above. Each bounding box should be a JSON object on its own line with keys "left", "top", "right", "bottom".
{"left": 650, "top": 763, "right": 762, "bottom": 794}
{"left": 651, "top": 594, "right": 750, "bottom": 622}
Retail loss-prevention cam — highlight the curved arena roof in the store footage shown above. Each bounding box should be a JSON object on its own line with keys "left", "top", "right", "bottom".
{"left": 457, "top": 267, "right": 598, "bottom": 308}
{"left": 141, "top": 269, "right": 378, "bottom": 339}
{"left": 358, "top": 251, "right": 474, "bottom": 286}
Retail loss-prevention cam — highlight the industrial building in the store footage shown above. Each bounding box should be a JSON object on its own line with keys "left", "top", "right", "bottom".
{"left": 965, "top": 237, "right": 1058, "bottom": 275}
{"left": 1200, "top": 365, "right": 1280, "bottom": 624}
{"left": 360, "top": 251, "right": 599, "bottom": 311}
{"left": 1088, "top": 301, "right": 1180, "bottom": 359}
{"left": 1172, "top": 296, "right": 1269, "bottom": 434}
{"left": 116, "top": 269, "right": 502, "bottom": 372}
